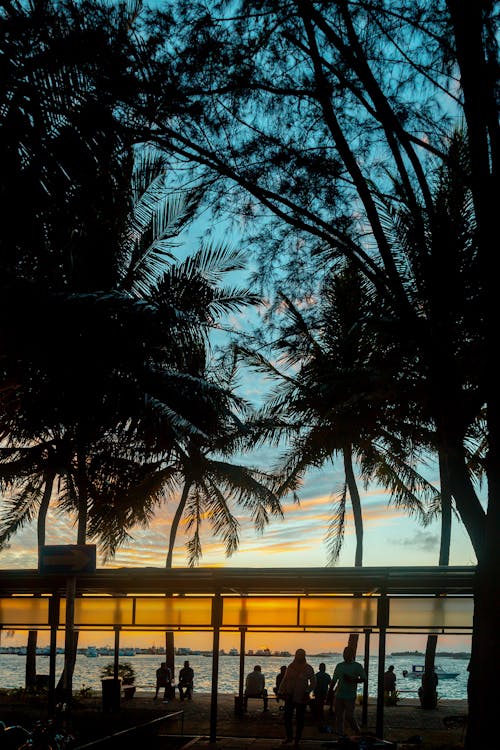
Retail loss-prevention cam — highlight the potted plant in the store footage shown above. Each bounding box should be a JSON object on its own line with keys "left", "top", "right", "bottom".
{"left": 100, "top": 662, "right": 136, "bottom": 699}
{"left": 384, "top": 689, "right": 400, "bottom": 706}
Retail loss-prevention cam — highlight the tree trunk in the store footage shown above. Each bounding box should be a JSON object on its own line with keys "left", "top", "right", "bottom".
{"left": 441, "top": 9, "right": 500, "bottom": 739}
{"left": 466, "top": 555, "right": 500, "bottom": 748}
{"left": 57, "top": 456, "right": 87, "bottom": 699}
{"left": 438, "top": 450, "right": 452, "bottom": 567}
{"left": 420, "top": 450, "right": 453, "bottom": 708}
{"left": 347, "top": 633, "right": 359, "bottom": 655}
{"left": 164, "top": 480, "right": 192, "bottom": 681}
{"left": 343, "top": 444, "right": 363, "bottom": 566}
{"left": 343, "top": 446, "right": 363, "bottom": 662}
{"left": 420, "top": 634, "right": 438, "bottom": 709}
{"left": 25, "top": 630, "right": 37, "bottom": 688}
{"left": 26, "top": 469, "right": 55, "bottom": 689}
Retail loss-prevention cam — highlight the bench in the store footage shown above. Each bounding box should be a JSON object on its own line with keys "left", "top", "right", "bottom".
{"left": 234, "top": 693, "right": 273, "bottom": 715}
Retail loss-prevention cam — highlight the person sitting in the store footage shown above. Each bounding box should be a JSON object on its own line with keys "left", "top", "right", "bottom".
{"left": 244, "top": 664, "right": 268, "bottom": 711}
{"left": 154, "top": 662, "right": 172, "bottom": 701}
{"left": 273, "top": 665, "right": 287, "bottom": 707}
{"left": 178, "top": 660, "right": 194, "bottom": 701}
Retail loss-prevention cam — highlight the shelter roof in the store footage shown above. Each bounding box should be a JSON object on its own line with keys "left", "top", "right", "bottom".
{"left": 0, "top": 565, "right": 475, "bottom": 597}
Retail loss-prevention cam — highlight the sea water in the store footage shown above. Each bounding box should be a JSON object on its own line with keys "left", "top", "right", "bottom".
{"left": 0, "top": 653, "right": 469, "bottom": 699}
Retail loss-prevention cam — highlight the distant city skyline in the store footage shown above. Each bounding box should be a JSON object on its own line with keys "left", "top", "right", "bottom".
{"left": 0, "top": 624, "right": 472, "bottom": 656}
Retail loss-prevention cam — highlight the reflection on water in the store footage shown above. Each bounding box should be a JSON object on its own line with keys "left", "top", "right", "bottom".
{"left": 0, "top": 653, "right": 469, "bottom": 699}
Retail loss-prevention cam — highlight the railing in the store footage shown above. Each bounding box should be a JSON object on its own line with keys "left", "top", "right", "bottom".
{"left": 74, "top": 710, "right": 184, "bottom": 749}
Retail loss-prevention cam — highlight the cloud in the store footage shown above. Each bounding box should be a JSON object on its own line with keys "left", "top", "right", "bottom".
{"left": 393, "top": 530, "right": 439, "bottom": 552}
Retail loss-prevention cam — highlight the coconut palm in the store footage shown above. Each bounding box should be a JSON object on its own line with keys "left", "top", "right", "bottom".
{"left": 238, "top": 264, "right": 435, "bottom": 569}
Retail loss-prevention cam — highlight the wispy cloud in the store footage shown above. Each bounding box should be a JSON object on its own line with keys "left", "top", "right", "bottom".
{"left": 393, "top": 530, "right": 439, "bottom": 552}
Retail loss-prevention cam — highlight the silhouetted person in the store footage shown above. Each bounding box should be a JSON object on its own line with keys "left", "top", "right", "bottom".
{"left": 313, "top": 662, "right": 332, "bottom": 722}
{"left": 244, "top": 664, "right": 268, "bottom": 710}
{"left": 274, "top": 665, "right": 287, "bottom": 706}
{"left": 278, "top": 648, "right": 316, "bottom": 746}
{"left": 383, "top": 665, "right": 397, "bottom": 698}
{"left": 178, "top": 660, "right": 194, "bottom": 701}
{"left": 331, "top": 646, "right": 366, "bottom": 735}
{"left": 154, "top": 662, "right": 171, "bottom": 701}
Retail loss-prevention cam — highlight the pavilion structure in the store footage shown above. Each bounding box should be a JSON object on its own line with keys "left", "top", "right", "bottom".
{"left": 0, "top": 566, "right": 474, "bottom": 741}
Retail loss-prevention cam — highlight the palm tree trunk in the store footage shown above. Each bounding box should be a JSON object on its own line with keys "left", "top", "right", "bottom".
{"left": 166, "top": 481, "right": 191, "bottom": 568}
{"left": 420, "top": 635, "right": 438, "bottom": 708}
{"left": 26, "top": 469, "right": 55, "bottom": 689}
{"left": 57, "top": 455, "right": 88, "bottom": 698}
{"left": 25, "top": 631, "right": 38, "bottom": 689}
{"left": 343, "top": 444, "right": 363, "bottom": 566}
{"left": 343, "top": 445, "right": 363, "bottom": 663}
{"left": 438, "top": 450, "right": 452, "bottom": 567}
{"left": 165, "top": 481, "right": 192, "bottom": 681}
{"left": 422, "top": 450, "right": 452, "bottom": 708}
{"left": 76, "top": 450, "right": 88, "bottom": 545}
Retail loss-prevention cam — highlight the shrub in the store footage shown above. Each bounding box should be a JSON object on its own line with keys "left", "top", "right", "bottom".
{"left": 100, "top": 662, "right": 136, "bottom": 685}
{"left": 384, "top": 689, "right": 400, "bottom": 706}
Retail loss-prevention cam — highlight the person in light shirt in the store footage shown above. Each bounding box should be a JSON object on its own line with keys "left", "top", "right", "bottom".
{"left": 244, "top": 664, "right": 268, "bottom": 711}
{"left": 331, "top": 646, "right": 366, "bottom": 735}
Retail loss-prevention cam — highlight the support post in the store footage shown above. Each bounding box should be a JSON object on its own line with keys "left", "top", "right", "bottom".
{"left": 48, "top": 595, "right": 59, "bottom": 716}
{"left": 376, "top": 593, "right": 389, "bottom": 739}
{"left": 210, "top": 594, "right": 222, "bottom": 743}
{"left": 63, "top": 576, "right": 76, "bottom": 701}
{"left": 235, "top": 628, "right": 246, "bottom": 716}
{"left": 113, "top": 627, "right": 120, "bottom": 680}
{"left": 362, "top": 628, "right": 371, "bottom": 728}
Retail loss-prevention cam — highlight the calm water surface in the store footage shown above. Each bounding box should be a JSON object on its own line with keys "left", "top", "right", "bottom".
{"left": 0, "top": 653, "right": 469, "bottom": 699}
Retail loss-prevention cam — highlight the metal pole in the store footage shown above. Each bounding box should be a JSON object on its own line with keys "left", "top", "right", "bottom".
{"left": 362, "top": 628, "right": 371, "bottom": 728}
{"left": 376, "top": 594, "right": 388, "bottom": 739}
{"left": 209, "top": 594, "right": 222, "bottom": 743}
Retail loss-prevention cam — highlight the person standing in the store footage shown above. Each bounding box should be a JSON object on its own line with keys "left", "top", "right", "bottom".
{"left": 178, "top": 660, "right": 194, "bottom": 701}
{"left": 278, "top": 648, "right": 316, "bottom": 747}
{"left": 331, "top": 647, "right": 366, "bottom": 736}
{"left": 244, "top": 664, "right": 268, "bottom": 710}
{"left": 313, "top": 663, "right": 332, "bottom": 722}
{"left": 383, "top": 665, "right": 397, "bottom": 699}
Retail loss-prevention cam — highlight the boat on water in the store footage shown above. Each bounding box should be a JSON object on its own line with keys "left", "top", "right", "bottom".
{"left": 402, "top": 664, "right": 460, "bottom": 680}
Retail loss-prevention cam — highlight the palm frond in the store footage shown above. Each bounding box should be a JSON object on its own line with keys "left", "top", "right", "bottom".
{"left": 0, "top": 475, "right": 44, "bottom": 545}
{"left": 325, "top": 484, "right": 347, "bottom": 566}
